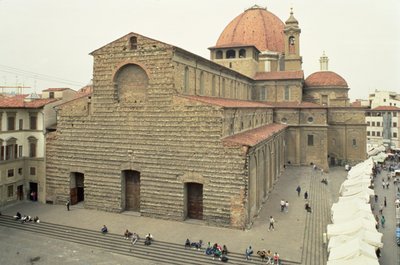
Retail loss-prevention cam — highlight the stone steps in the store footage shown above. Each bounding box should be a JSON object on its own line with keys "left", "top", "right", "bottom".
{"left": 0, "top": 215, "right": 298, "bottom": 265}
{"left": 302, "top": 172, "right": 330, "bottom": 265}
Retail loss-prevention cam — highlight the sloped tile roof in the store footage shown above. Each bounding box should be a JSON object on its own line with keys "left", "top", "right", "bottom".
{"left": 254, "top": 70, "right": 304, "bottom": 80}
{"left": 0, "top": 95, "right": 56, "bottom": 108}
{"left": 266, "top": 101, "right": 324, "bottom": 108}
{"left": 42, "top": 88, "right": 71, "bottom": 92}
{"left": 223, "top": 123, "right": 287, "bottom": 147}
{"left": 181, "top": 95, "right": 273, "bottom": 108}
{"left": 371, "top": 106, "right": 400, "bottom": 111}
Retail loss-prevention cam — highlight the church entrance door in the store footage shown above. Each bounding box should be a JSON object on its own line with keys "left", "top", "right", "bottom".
{"left": 124, "top": 170, "right": 140, "bottom": 211}
{"left": 70, "top": 172, "right": 84, "bottom": 205}
{"left": 187, "top": 183, "right": 203, "bottom": 220}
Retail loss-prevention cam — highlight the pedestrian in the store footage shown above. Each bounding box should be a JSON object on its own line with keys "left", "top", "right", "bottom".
{"left": 374, "top": 194, "right": 378, "bottom": 203}
{"left": 245, "top": 246, "right": 253, "bottom": 260}
{"left": 386, "top": 182, "right": 389, "bottom": 189}
{"left": 380, "top": 215, "right": 385, "bottom": 228}
{"left": 268, "top": 216, "right": 275, "bottom": 231}
{"left": 382, "top": 181, "right": 385, "bottom": 189}
{"left": 66, "top": 199, "right": 70, "bottom": 211}
{"left": 375, "top": 215, "right": 379, "bottom": 229}
{"left": 285, "top": 201, "right": 289, "bottom": 213}
{"left": 304, "top": 191, "right": 308, "bottom": 200}
{"left": 296, "top": 185, "right": 301, "bottom": 197}
{"left": 280, "top": 199, "right": 285, "bottom": 212}
{"left": 384, "top": 196, "right": 387, "bottom": 207}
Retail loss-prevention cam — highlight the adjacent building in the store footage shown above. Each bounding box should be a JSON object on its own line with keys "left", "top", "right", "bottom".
{"left": 46, "top": 5, "right": 366, "bottom": 229}
{"left": 365, "top": 90, "right": 400, "bottom": 150}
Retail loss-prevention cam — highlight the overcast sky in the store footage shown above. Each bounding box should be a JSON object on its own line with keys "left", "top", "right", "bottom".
{"left": 0, "top": 0, "right": 399, "bottom": 100}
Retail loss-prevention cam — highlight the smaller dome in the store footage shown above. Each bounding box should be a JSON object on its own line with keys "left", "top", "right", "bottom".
{"left": 305, "top": 71, "right": 348, "bottom": 88}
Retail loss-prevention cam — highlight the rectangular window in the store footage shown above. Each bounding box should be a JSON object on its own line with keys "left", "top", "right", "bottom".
{"left": 30, "top": 116, "right": 37, "bottom": 130}
{"left": 19, "top": 119, "right": 23, "bottom": 130}
{"left": 394, "top": 132, "right": 398, "bottom": 138}
{"left": 18, "top": 146, "right": 22, "bottom": 157}
{"left": 29, "top": 143, "right": 36, "bottom": 157}
{"left": 352, "top": 139, "right": 357, "bottom": 146}
{"left": 367, "top": 121, "right": 370, "bottom": 126}
{"left": 30, "top": 167, "right": 36, "bottom": 175}
{"left": 7, "top": 168, "right": 14, "bottom": 177}
{"left": 377, "top": 131, "right": 381, "bottom": 136}
{"left": 377, "top": 122, "right": 380, "bottom": 127}
{"left": 393, "top": 112, "right": 397, "bottom": 117}
{"left": 7, "top": 116, "right": 15, "bottom": 130}
{"left": 0, "top": 146, "right": 4, "bottom": 160}
{"left": 371, "top": 122, "right": 375, "bottom": 126}
{"left": 49, "top": 92, "right": 55, "bottom": 98}
{"left": 307, "top": 135, "right": 314, "bottom": 146}
{"left": 18, "top": 168, "right": 23, "bottom": 175}
{"left": 321, "top": 95, "right": 328, "bottom": 105}
{"left": 367, "top": 131, "right": 370, "bottom": 136}
{"left": 8, "top": 185, "right": 14, "bottom": 197}
{"left": 394, "top": 122, "right": 397, "bottom": 127}
{"left": 5, "top": 144, "right": 14, "bottom": 160}
{"left": 372, "top": 131, "right": 375, "bottom": 136}
{"left": 260, "top": 88, "right": 266, "bottom": 100}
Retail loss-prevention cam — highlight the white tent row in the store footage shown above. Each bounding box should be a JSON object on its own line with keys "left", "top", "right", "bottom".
{"left": 346, "top": 173, "right": 372, "bottom": 181}
{"left": 347, "top": 164, "right": 373, "bottom": 179}
{"left": 367, "top": 145, "right": 386, "bottom": 157}
{"left": 371, "top": 152, "right": 388, "bottom": 163}
{"left": 336, "top": 195, "right": 370, "bottom": 204}
{"left": 327, "top": 255, "right": 379, "bottom": 265}
{"left": 328, "top": 229, "right": 383, "bottom": 251}
{"left": 328, "top": 237, "right": 378, "bottom": 261}
{"left": 340, "top": 186, "right": 374, "bottom": 197}
{"left": 327, "top": 217, "right": 376, "bottom": 239}
{"left": 339, "top": 179, "right": 371, "bottom": 194}
{"left": 332, "top": 209, "right": 376, "bottom": 224}
{"left": 331, "top": 198, "right": 371, "bottom": 216}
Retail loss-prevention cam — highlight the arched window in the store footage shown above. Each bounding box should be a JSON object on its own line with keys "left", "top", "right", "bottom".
{"left": 130, "top": 36, "right": 138, "bottom": 50}
{"left": 114, "top": 64, "right": 149, "bottom": 104}
{"left": 289, "top": 36, "right": 295, "bottom": 54}
{"left": 28, "top": 136, "right": 37, "bottom": 158}
{"left": 226, "top": 50, "right": 236, "bottom": 59}
{"left": 239, "top": 49, "right": 246, "bottom": 58}
{"left": 216, "top": 50, "right": 223, "bottom": 59}
{"left": 184, "top": 67, "right": 190, "bottom": 93}
{"left": 5, "top": 137, "right": 17, "bottom": 160}
{"left": 284, "top": 86, "right": 290, "bottom": 101}
{"left": 211, "top": 76, "right": 216, "bottom": 96}
{"left": 199, "top": 71, "right": 204, "bottom": 95}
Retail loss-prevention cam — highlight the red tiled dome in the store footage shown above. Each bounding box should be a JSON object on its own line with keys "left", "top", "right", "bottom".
{"left": 305, "top": 71, "right": 348, "bottom": 88}
{"left": 215, "top": 5, "right": 285, "bottom": 53}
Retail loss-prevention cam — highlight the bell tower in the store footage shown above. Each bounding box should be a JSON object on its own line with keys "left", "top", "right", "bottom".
{"left": 284, "top": 8, "right": 302, "bottom": 71}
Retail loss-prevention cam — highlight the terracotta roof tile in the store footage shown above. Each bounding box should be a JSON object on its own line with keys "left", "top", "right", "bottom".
{"left": 0, "top": 95, "right": 56, "bottom": 108}
{"left": 371, "top": 106, "right": 400, "bottom": 111}
{"left": 223, "top": 123, "right": 287, "bottom": 147}
{"left": 266, "top": 101, "right": 324, "bottom": 108}
{"left": 216, "top": 6, "right": 285, "bottom": 52}
{"left": 181, "top": 95, "right": 273, "bottom": 108}
{"left": 42, "top": 88, "right": 71, "bottom": 92}
{"left": 305, "top": 71, "right": 348, "bottom": 88}
{"left": 254, "top": 71, "right": 304, "bottom": 80}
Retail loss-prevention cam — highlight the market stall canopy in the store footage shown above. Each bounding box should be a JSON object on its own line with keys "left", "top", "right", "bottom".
{"left": 328, "top": 230, "right": 383, "bottom": 251}
{"left": 328, "top": 237, "right": 377, "bottom": 261}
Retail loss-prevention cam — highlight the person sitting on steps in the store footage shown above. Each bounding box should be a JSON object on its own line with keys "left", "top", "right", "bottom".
{"left": 101, "top": 225, "right": 108, "bottom": 234}
{"left": 185, "top": 238, "right": 191, "bottom": 249}
{"left": 305, "top": 202, "right": 312, "bottom": 213}
{"left": 144, "top": 233, "right": 153, "bottom": 245}
{"left": 124, "top": 229, "right": 133, "bottom": 239}
{"left": 14, "top": 212, "right": 22, "bottom": 220}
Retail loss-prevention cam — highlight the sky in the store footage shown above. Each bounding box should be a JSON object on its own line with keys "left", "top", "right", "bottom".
{"left": 0, "top": 0, "right": 399, "bottom": 100}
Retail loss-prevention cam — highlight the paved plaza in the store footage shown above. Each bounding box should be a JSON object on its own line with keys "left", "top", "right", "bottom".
{"left": 0, "top": 166, "right": 357, "bottom": 265}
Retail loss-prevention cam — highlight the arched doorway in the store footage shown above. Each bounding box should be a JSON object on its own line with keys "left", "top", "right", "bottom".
{"left": 70, "top": 172, "right": 84, "bottom": 205}
{"left": 123, "top": 170, "right": 140, "bottom": 211}
{"left": 185, "top": 183, "right": 203, "bottom": 220}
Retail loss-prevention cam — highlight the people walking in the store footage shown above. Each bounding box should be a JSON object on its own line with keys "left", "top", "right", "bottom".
{"left": 374, "top": 194, "right": 378, "bottom": 203}
{"left": 280, "top": 199, "right": 285, "bottom": 212}
{"left": 296, "top": 185, "right": 301, "bottom": 197}
{"left": 245, "top": 246, "right": 253, "bottom": 260}
{"left": 66, "top": 199, "right": 70, "bottom": 211}
{"left": 285, "top": 201, "right": 289, "bottom": 213}
{"left": 304, "top": 191, "right": 308, "bottom": 200}
{"left": 380, "top": 215, "right": 385, "bottom": 228}
{"left": 384, "top": 196, "right": 387, "bottom": 207}
{"left": 268, "top": 216, "right": 275, "bottom": 231}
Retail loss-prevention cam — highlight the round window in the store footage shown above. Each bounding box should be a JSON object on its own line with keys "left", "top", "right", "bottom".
{"left": 307, "top": 116, "right": 314, "bottom": 123}
{"left": 281, "top": 117, "right": 287, "bottom": 124}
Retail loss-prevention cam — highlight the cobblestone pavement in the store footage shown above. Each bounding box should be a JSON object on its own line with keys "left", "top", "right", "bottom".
{"left": 0, "top": 166, "right": 348, "bottom": 265}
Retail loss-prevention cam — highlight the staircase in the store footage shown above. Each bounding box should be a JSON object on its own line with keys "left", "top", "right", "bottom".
{"left": 302, "top": 173, "right": 331, "bottom": 265}
{"left": 0, "top": 215, "right": 298, "bottom": 265}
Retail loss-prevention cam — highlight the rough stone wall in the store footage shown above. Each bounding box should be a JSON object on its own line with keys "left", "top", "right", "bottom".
{"left": 46, "top": 34, "right": 251, "bottom": 228}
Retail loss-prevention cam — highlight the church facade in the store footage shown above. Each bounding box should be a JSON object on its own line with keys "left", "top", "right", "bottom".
{"left": 46, "top": 6, "right": 366, "bottom": 229}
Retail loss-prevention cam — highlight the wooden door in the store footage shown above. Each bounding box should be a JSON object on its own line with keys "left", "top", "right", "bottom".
{"left": 126, "top": 171, "right": 140, "bottom": 211}
{"left": 187, "top": 183, "right": 203, "bottom": 220}
{"left": 70, "top": 187, "right": 78, "bottom": 205}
